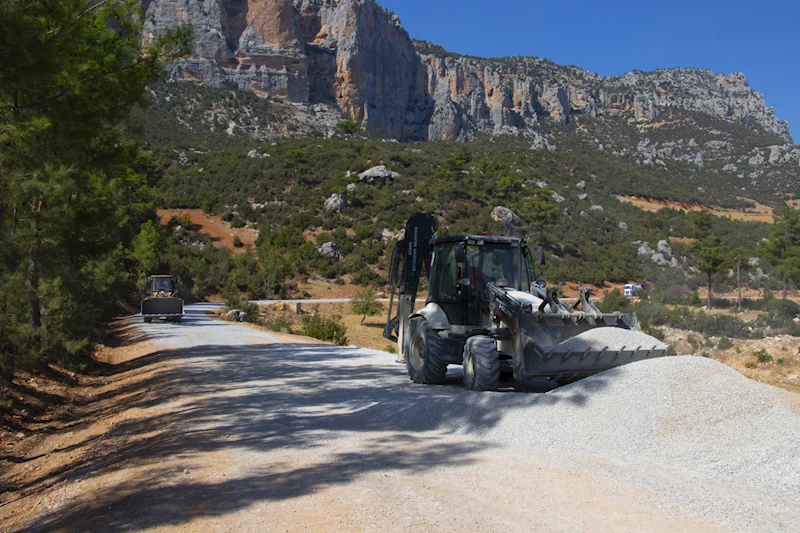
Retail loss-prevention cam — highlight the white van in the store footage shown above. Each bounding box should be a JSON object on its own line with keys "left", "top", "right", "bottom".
{"left": 624, "top": 284, "right": 644, "bottom": 297}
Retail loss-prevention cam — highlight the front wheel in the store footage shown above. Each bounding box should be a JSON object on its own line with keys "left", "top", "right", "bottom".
{"left": 405, "top": 319, "right": 447, "bottom": 384}
{"left": 143, "top": 317, "right": 152, "bottom": 323}
{"left": 463, "top": 335, "right": 499, "bottom": 391}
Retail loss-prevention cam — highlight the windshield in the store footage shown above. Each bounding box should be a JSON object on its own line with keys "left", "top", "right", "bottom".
{"left": 151, "top": 278, "right": 173, "bottom": 293}
{"left": 466, "top": 243, "right": 531, "bottom": 292}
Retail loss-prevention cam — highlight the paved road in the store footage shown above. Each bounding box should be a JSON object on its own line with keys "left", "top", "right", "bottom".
{"left": 6, "top": 304, "right": 799, "bottom": 532}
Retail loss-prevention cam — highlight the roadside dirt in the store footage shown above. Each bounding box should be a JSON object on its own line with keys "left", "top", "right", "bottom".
{"left": 157, "top": 208, "right": 258, "bottom": 254}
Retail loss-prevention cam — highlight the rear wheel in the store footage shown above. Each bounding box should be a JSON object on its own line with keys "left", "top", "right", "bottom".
{"left": 463, "top": 336, "right": 499, "bottom": 391}
{"left": 405, "top": 319, "right": 447, "bottom": 384}
{"left": 143, "top": 317, "right": 152, "bottom": 323}
{"left": 172, "top": 317, "right": 182, "bottom": 323}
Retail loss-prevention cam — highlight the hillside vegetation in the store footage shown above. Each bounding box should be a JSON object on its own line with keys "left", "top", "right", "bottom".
{"left": 132, "top": 82, "right": 793, "bottom": 309}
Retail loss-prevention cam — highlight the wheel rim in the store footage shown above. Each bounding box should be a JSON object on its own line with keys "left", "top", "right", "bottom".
{"left": 408, "top": 333, "right": 425, "bottom": 371}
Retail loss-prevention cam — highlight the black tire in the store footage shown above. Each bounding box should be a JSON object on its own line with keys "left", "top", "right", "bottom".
{"left": 462, "top": 335, "right": 499, "bottom": 391}
{"left": 405, "top": 319, "right": 447, "bottom": 384}
{"left": 143, "top": 317, "right": 152, "bottom": 323}
{"left": 172, "top": 317, "right": 182, "bottom": 323}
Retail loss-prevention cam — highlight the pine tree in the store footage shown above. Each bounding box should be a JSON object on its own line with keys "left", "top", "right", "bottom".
{"left": 0, "top": 1, "right": 190, "bottom": 380}
{"left": 691, "top": 235, "right": 729, "bottom": 310}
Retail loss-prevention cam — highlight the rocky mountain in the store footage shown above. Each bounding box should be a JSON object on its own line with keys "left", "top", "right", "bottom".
{"left": 142, "top": 0, "right": 793, "bottom": 144}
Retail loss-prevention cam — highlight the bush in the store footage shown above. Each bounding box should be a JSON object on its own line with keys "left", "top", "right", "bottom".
{"left": 266, "top": 315, "right": 293, "bottom": 334}
{"left": 301, "top": 313, "right": 349, "bottom": 345}
{"left": 766, "top": 299, "right": 800, "bottom": 320}
{"left": 351, "top": 289, "right": 385, "bottom": 324}
{"left": 236, "top": 301, "right": 260, "bottom": 323}
{"left": 597, "top": 289, "right": 631, "bottom": 313}
{"left": 337, "top": 120, "right": 359, "bottom": 135}
{"left": 754, "top": 349, "right": 773, "bottom": 363}
{"left": 717, "top": 336, "right": 735, "bottom": 350}
{"left": 233, "top": 235, "right": 244, "bottom": 248}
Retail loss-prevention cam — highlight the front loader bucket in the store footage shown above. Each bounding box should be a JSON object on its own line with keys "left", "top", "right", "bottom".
{"left": 516, "top": 313, "right": 670, "bottom": 381}
{"left": 141, "top": 297, "right": 184, "bottom": 319}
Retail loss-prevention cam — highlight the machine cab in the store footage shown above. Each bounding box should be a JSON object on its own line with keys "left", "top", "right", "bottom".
{"left": 427, "top": 236, "right": 535, "bottom": 326}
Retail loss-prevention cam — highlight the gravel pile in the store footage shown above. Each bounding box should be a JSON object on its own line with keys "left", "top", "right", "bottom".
{"left": 491, "top": 357, "right": 800, "bottom": 489}
{"left": 547, "top": 326, "right": 671, "bottom": 353}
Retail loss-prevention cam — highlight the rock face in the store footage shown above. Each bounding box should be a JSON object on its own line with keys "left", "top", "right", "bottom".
{"left": 144, "top": 0, "right": 432, "bottom": 139}
{"left": 143, "top": 0, "right": 793, "bottom": 143}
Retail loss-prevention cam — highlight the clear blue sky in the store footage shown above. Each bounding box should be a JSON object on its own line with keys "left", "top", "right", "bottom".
{"left": 379, "top": 0, "right": 799, "bottom": 143}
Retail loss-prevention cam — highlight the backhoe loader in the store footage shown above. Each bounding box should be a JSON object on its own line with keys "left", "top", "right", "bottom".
{"left": 383, "top": 214, "right": 670, "bottom": 390}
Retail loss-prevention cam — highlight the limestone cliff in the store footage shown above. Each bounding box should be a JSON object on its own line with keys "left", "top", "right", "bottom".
{"left": 142, "top": 0, "right": 792, "bottom": 143}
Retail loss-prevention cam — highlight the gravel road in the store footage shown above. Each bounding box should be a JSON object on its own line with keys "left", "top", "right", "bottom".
{"left": 7, "top": 304, "right": 800, "bottom": 532}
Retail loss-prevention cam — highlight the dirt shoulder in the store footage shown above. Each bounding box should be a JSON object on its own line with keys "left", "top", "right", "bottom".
{"left": 0, "top": 317, "right": 169, "bottom": 520}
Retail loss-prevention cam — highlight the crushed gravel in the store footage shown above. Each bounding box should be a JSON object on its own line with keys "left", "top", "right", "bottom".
{"left": 364, "top": 354, "right": 800, "bottom": 530}
{"left": 547, "top": 326, "right": 671, "bottom": 353}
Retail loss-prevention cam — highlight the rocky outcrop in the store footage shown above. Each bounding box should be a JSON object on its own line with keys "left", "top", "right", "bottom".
{"left": 144, "top": 0, "right": 432, "bottom": 139}
{"left": 143, "top": 0, "right": 793, "bottom": 143}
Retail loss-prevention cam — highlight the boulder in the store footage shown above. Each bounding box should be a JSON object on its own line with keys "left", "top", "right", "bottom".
{"left": 324, "top": 193, "right": 347, "bottom": 213}
{"left": 491, "top": 207, "right": 522, "bottom": 233}
{"left": 317, "top": 242, "right": 341, "bottom": 262}
{"left": 359, "top": 165, "right": 400, "bottom": 184}
{"left": 575, "top": 180, "right": 586, "bottom": 190}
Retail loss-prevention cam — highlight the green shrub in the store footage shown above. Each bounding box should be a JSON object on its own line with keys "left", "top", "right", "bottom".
{"left": 266, "top": 315, "right": 293, "bottom": 334}
{"left": 766, "top": 299, "right": 800, "bottom": 320}
{"left": 640, "top": 321, "right": 665, "bottom": 341}
{"left": 230, "top": 215, "right": 246, "bottom": 228}
{"left": 337, "top": 120, "right": 359, "bottom": 135}
{"left": 717, "top": 337, "right": 735, "bottom": 350}
{"left": 754, "top": 349, "right": 773, "bottom": 363}
{"left": 236, "top": 301, "right": 260, "bottom": 323}
{"left": 597, "top": 289, "right": 631, "bottom": 313}
{"left": 301, "top": 313, "right": 349, "bottom": 346}
{"left": 233, "top": 235, "right": 244, "bottom": 248}
{"left": 745, "top": 362, "right": 758, "bottom": 369}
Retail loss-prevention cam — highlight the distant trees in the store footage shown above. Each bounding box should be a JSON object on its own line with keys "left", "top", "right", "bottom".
{"left": 757, "top": 206, "right": 800, "bottom": 299}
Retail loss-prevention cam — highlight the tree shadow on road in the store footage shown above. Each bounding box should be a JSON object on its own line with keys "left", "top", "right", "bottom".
{"left": 8, "top": 341, "right": 609, "bottom": 531}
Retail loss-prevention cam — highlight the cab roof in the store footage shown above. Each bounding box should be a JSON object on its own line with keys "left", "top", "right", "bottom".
{"left": 431, "top": 235, "right": 525, "bottom": 246}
